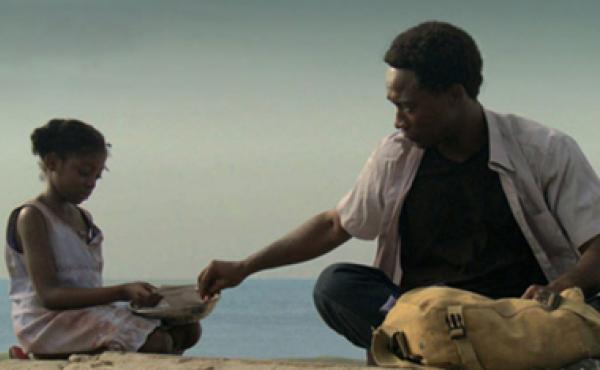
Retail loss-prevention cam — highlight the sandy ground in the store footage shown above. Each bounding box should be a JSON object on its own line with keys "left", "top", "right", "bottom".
{"left": 0, "top": 352, "right": 600, "bottom": 370}
{"left": 0, "top": 352, "right": 444, "bottom": 370}
{"left": 2, "top": 352, "right": 599, "bottom": 369}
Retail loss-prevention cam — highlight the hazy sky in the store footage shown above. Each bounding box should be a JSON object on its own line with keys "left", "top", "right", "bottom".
{"left": 1, "top": 0, "right": 599, "bottom": 281}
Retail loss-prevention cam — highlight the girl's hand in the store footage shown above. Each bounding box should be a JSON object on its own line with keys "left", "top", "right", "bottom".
{"left": 121, "top": 282, "right": 162, "bottom": 308}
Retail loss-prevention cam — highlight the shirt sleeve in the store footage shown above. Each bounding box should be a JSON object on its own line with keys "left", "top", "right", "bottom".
{"left": 543, "top": 135, "right": 600, "bottom": 249}
{"left": 336, "top": 140, "right": 387, "bottom": 240}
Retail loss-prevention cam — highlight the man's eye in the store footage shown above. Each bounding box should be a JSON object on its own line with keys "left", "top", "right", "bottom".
{"left": 401, "top": 105, "right": 414, "bottom": 113}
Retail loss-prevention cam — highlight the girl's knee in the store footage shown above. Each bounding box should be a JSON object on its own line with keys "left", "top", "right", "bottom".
{"left": 139, "top": 329, "right": 174, "bottom": 354}
{"left": 185, "top": 322, "right": 202, "bottom": 348}
{"left": 170, "top": 322, "right": 202, "bottom": 352}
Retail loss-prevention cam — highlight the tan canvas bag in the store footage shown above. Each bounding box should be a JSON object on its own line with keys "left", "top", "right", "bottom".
{"left": 371, "top": 286, "right": 600, "bottom": 370}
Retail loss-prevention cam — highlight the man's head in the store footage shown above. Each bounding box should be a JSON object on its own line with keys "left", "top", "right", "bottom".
{"left": 384, "top": 21, "right": 484, "bottom": 148}
{"left": 384, "top": 21, "right": 483, "bottom": 100}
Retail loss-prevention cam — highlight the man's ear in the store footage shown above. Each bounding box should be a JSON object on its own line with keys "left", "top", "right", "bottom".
{"left": 447, "top": 83, "right": 467, "bottom": 103}
{"left": 43, "top": 153, "right": 60, "bottom": 172}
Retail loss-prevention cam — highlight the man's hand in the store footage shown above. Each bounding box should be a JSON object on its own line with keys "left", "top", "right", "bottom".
{"left": 196, "top": 210, "right": 349, "bottom": 299}
{"left": 521, "top": 276, "right": 577, "bottom": 299}
{"left": 521, "top": 284, "right": 552, "bottom": 300}
{"left": 121, "top": 282, "right": 162, "bottom": 308}
{"left": 522, "top": 235, "right": 600, "bottom": 300}
{"left": 197, "top": 260, "right": 248, "bottom": 299}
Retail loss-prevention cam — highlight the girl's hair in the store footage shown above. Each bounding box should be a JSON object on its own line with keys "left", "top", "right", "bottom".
{"left": 31, "top": 119, "right": 109, "bottom": 159}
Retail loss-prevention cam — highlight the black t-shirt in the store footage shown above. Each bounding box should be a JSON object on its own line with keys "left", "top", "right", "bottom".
{"left": 398, "top": 144, "right": 547, "bottom": 298}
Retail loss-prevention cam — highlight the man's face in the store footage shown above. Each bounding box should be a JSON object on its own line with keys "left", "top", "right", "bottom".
{"left": 385, "top": 67, "right": 456, "bottom": 148}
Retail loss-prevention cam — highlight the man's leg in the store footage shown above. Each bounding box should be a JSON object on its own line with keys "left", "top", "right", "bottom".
{"left": 586, "top": 295, "right": 600, "bottom": 312}
{"left": 313, "top": 263, "right": 401, "bottom": 349}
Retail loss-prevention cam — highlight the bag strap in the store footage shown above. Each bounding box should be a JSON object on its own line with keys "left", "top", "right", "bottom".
{"left": 446, "top": 305, "right": 484, "bottom": 370}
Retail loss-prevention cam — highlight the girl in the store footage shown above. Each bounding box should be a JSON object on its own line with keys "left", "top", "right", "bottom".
{"left": 5, "top": 119, "right": 200, "bottom": 358}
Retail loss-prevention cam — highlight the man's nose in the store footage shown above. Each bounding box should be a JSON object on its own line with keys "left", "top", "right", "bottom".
{"left": 395, "top": 110, "right": 407, "bottom": 129}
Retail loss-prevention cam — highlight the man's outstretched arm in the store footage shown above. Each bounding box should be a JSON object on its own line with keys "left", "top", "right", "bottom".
{"left": 522, "top": 234, "right": 600, "bottom": 299}
{"left": 197, "top": 209, "right": 351, "bottom": 298}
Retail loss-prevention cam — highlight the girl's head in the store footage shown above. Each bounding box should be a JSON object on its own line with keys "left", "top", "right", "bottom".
{"left": 31, "top": 119, "right": 109, "bottom": 204}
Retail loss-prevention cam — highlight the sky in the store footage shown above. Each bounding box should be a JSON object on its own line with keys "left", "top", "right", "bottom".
{"left": 1, "top": 0, "right": 599, "bottom": 281}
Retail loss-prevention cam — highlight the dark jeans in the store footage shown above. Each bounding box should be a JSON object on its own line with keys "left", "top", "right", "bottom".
{"left": 313, "top": 263, "right": 600, "bottom": 349}
{"left": 313, "top": 263, "right": 401, "bottom": 348}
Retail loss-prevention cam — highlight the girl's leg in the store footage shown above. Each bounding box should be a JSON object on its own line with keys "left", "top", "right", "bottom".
{"left": 35, "top": 327, "right": 178, "bottom": 357}
{"left": 138, "top": 328, "right": 174, "bottom": 354}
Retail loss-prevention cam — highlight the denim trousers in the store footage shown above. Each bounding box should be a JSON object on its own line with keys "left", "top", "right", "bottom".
{"left": 313, "top": 262, "right": 600, "bottom": 349}
{"left": 313, "top": 263, "right": 401, "bottom": 348}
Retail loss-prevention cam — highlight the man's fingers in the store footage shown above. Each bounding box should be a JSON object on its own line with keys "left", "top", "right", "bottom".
{"left": 521, "top": 284, "right": 542, "bottom": 299}
{"left": 521, "top": 285, "right": 534, "bottom": 299}
{"left": 197, "top": 269, "right": 208, "bottom": 289}
{"left": 198, "top": 265, "right": 217, "bottom": 298}
{"left": 208, "top": 278, "right": 227, "bottom": 297}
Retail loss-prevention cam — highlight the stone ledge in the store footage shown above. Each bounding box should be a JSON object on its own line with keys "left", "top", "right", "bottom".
{"left": 0, "top": 352, "right": 383, "bottom": 370}
{"left": 4, "top": 352, "right": 598, "bottom": 370}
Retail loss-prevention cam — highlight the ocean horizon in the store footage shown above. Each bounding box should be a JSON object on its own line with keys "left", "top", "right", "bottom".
{"left": 0, "top": 278, "right": 364, "bottom": 360}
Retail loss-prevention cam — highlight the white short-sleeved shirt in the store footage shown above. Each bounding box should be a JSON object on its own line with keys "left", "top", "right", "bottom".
{"left": 336, "top": 109, "right": 600, "bottom": 285}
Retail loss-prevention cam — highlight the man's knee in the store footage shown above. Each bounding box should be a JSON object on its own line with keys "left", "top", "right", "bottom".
{"left": 313, "top": 263, "right": 353, "bottom": 303}
{"left": 313, "top": 263, "right": 381, "bottom": 349}
{"left": 314, "top": 263, "right": 390, "bottom": 303}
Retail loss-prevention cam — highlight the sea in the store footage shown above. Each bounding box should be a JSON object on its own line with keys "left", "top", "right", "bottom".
{"left": 0, "top": 278, "right": 364, "bottom": 360}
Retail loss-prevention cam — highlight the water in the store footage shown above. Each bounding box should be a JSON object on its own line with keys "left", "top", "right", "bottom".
{"left": 0, "top": 279, "right": 364, "bottom": 360}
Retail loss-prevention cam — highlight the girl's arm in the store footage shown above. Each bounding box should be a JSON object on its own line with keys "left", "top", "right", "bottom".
{"left": 17, "top": 206, "right": 160, "bottom": 310}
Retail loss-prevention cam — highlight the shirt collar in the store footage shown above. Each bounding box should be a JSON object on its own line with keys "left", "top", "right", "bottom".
{"left": 390, "top": 108, "right": 515, "bottom": 172}
{"left": 485, "top": 108, "right": 515, "bottom": 173}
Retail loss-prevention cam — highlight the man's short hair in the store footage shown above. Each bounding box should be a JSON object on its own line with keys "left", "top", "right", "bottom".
{"left": 384, "top": 21, "right": 483, "bottom": 99}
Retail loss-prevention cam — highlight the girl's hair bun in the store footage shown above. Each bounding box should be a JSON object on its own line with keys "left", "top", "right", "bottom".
{"left": 30, "top": 119, "right": 108, "bottom": 158}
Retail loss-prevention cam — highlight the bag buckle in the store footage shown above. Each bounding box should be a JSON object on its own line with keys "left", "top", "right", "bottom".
{"left": 534, "top": 289, "right": 562, "bottom": 310}
{"left": 390, "top": 331, "right": 423, "bottom": 363}
{"left": 446, "top": 310, "right": 466, "bottom": 339}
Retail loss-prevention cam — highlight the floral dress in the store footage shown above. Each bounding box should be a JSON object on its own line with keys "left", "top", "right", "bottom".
{"left": 4, "top": 200, "right": 160, "bottom": 355}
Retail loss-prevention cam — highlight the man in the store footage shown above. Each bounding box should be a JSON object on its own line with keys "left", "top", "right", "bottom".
{"left": 198, "top": 21, "right": 600, "bottom": 354}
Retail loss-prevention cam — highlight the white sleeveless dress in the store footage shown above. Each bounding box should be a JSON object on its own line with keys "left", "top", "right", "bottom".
{"left": 4, "top": 200, "right": 160, "bottom": 354}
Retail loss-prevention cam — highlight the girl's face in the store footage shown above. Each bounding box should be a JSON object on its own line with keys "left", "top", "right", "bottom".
{"left": 45, "top": 151, "right": 107, "bottom": 204}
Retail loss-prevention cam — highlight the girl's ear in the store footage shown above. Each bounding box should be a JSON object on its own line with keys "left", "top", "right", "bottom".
{"left": 43, "top": 153, "right": 60, "bottom": 172}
